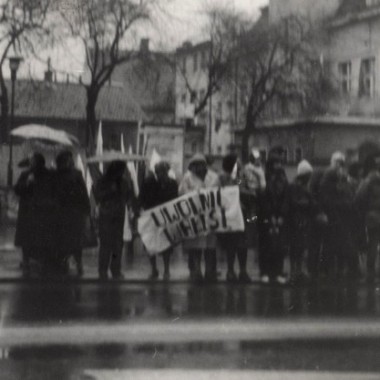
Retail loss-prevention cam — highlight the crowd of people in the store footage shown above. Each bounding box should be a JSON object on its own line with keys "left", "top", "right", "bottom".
{"left": 13, "top": 146, "right": 380, "bottom": 285}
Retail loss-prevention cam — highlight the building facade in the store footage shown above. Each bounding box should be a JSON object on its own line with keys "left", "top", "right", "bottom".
{"left": 247, "top": 0, "right": 380, "bottom": 166}
{"left": 175, "top": 41, "right": 238, "bottom": 158}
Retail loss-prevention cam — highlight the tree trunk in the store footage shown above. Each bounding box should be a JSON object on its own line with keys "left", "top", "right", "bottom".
{"left": 242, "top": 100, "right": 255, "bottom": 162}
{"left": 0, "top": 68, "right": 9, "bottom": 144}
{"left": 86, "top": 86, "right": 99, "bottom": 154}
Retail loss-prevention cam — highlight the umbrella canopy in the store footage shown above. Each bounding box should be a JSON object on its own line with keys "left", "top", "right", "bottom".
{"left": 86, "top": 150, "right": 146, "bottom": 164}
{"left": 11, "top": 124, "right": 77, "bottom": 146}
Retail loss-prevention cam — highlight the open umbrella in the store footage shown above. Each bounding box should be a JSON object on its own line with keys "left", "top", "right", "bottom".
{"left": 86, "top": 150, "right": 146, "bottom": 164}
{"left": 11, "top": 124, "right": 77, "bottom": 146}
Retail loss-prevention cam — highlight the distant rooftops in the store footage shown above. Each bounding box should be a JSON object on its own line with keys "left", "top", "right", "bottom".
{"left": 5, "top": 79, "right": 145, "bottom": 123}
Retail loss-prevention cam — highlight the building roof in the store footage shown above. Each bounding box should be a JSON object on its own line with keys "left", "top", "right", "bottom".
{"left": 331, "top": 0, "right": 380, "bottom": 27}
{"left": 255, "top": 115, "right": 380, "bottom": 129}
{"left": 336, "top": 0, "right": 367, "bottom": 16}
{"left": 176, "top": 40, "right": 211, "bottom": 55}
{"left": 9, "top": 79, "right": 145, "bottom": 123}
{"left": 111, "top": 52, "right": 175, "bottom": 123}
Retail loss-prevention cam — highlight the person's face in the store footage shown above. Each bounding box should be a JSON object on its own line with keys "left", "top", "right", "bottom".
{"left": 156, "top": 167, "right": 169, "bottom": 183}
{"left": 193, "top": 162, "right": 207, "bottom": 180}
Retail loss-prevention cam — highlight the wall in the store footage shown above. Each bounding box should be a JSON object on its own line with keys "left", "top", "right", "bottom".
{"left": 249, "top": 123, "right": 380, "bottom": 165}
{"left": 141, "top": 124, "right": 184, "bottom": 178}
{"left": 328, "top": 17, "right": 380, "bottom": 117}
{"left": 269, "top": 0, "right": 341, "bottom": 24}
{"left": 175, "top": 44, "right": 236, "bottom": 155}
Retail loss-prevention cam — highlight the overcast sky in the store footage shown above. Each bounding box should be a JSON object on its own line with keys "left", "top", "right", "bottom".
{"left": 14, "top": 0, "right": 268, "bottom": 80}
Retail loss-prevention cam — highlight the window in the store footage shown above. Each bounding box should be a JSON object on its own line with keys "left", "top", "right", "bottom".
{"left": 366, "top": 0, "right": 380, "bottom": 7}
{"left": 338, "top": 61, "right": 352, "bottom": 94}
{"left": 191, "top": 141, "right": 197, "bottom": 153}
{"left": 359, "top": 57, "right": 375, "bottom": 97}
{"left": 294, "top": 147, "right": 303, "bottom": 163}
{"left": 193, "top": 52, "right": 198, "bottom": 72}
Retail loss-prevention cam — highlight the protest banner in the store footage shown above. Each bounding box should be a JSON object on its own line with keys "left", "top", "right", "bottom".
{"left": 138, "top": 186, "right": 245, "bottom": 255}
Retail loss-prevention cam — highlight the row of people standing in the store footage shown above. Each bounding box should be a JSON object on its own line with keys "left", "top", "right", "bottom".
{"left": 15, "top": 148, "right": 380, "bottom": 284}
{"left": 15, "top": 151, "right": 90, "bottom": 276}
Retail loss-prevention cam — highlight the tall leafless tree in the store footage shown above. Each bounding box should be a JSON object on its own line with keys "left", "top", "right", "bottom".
{"left": 176, "top": 6, "right": 239, "bottom": 118}
{"left": 60, "top": 0, "right": 163, "bottom": 152}
{"left": 0, "top": 0, "right": 52, "bottom": 143}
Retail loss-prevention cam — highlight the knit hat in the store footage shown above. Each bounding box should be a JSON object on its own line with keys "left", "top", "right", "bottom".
{"left": 251, "top": 149, "right": 260, "bottom": 160}
{"left": 189, "top": 153, "right": 207, "bottom": 166}
{"left": 330, "top": 151, "right": 345, "bottom": 168}
{"left": 297, "top": 159, "right": 313, "bottom": 177}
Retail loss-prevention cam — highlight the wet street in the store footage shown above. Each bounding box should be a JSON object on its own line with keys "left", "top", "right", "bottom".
{"left": 1, "top": 282, "right": 380, "bottom": 379}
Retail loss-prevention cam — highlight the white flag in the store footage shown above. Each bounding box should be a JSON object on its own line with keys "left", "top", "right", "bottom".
{"left": 128, "top": 145, "right": 139, "bottom": 197}
{"left": 76, "top": 153, "right": 93, "bottom": 196}
{"left": 96, "top": 121, "right": 103, "bottom": 173}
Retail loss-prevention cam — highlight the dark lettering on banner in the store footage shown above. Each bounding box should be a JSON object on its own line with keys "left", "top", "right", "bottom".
{"left": 150, "top": 187, "right": 235, "bottom": 246}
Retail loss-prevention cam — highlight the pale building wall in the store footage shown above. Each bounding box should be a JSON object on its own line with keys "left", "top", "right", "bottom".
{"left": 269, "top": 0, "right": 341, "bottom": 24}
{"left": 175, "top": 45, "right": 235, "bottom": 155}
{"left": 328, "top": 18, "right": 380, "bottom": 114}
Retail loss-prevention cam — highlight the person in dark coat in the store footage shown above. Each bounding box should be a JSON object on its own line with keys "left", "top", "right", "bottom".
{"left": 140, "top": 161, "right": 179, "bottom": 281}
{"left": 93, "top": 160, "right": 131, "bottom": 280}
{"left": 307, "top": 167, "right": 329, "bottom": 280}
{"left": 14, "top": 153, "right": 57, "bottom": 274}
{"left": 320, "top": 152, "right": 357, "bottom": 280}
{"left": 355, "top": 153, "right": 380, "bottom": 283}
{"left": 257, "top": 156, "right": 290, "bottom": 284}
{"left": 14, "top": 159, "right": 33, "bottom": 275}
{"left": 218, "top": 154, "right": 251, "bottom": 283}
{"left": 55, "top": 150, "right": 91, "bottom": 276}
{"left": 288, "top": 160, "right": 317, "bottom": 283}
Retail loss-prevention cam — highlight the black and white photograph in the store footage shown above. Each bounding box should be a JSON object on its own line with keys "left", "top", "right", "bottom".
{"left": 1, "top": 0, "right": 380, "bottom": 379}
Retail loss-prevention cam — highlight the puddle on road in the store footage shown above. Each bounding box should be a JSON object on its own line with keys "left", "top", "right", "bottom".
{"left": 4, "top": 283, "right": 380, "bottom": 325}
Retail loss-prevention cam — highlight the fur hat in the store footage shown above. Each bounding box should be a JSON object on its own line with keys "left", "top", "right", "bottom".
{"left": 297, "top": 159, "right": 313, "bottom": 177}
{"left": 330, "top": 151, "right": 345, "bottom": 168}
{"left": 189, "top": 153, "right": 207, "bottom": 167}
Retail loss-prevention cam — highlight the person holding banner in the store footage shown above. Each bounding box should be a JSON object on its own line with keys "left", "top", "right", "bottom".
{"left": 93, "top": 161, "right": 132, "bottom": 280}
{"left": 179, "top": 154, "right": 220, "bottom": 283}
{"left": 140, "top": 161, "right": 178, "bottom": 281}
{"left": 218, "top": 154, "right": 251, "bottom": 283}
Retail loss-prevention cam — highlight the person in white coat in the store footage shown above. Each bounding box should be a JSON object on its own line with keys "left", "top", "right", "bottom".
{"left": 179, "top": 154, "right": 220, "bottom": 282}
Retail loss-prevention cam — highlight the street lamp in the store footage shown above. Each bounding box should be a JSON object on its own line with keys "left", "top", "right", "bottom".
{"left": 7, "top": 55, "right": 22, "bottom": 187}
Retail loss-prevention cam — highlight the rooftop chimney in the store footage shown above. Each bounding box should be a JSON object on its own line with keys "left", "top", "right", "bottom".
{"left": 140, "top": 38, "right": 150, "bottom": 53}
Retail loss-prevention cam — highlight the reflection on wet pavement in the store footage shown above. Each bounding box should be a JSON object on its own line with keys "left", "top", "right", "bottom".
{"left": 1, "top": 283, "right": 380, "bottom": 325}
{"left": 2, "top": 339, "right": 380, "bottom": 377}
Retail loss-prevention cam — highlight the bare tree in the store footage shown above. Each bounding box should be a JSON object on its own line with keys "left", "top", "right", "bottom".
{"left": 176, "top": 6, "right": 239, "bottom": 118}
{"left": 0, "top": 0, "right": 52, "bottom": 143}
{"left": 60, "top": 0, "right": 162, "bottom": 152}
{"left": 237, "top": 11, "right": 336, "bottom": 159}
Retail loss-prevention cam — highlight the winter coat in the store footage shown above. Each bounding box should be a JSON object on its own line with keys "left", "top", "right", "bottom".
{"left": 242, "top": 162, "right": 266, "bottom": 195}
{"left": 140, "top": 173, "right": 178, "bottom": 210}
{"left": 217, "top": 171, "right": 246, "bottom": 248}
{"left": 179, "top": 169, "right": 220, "bottom": 249}
{"left": 14, "top": 170, "right": 33, "bottom": 247}
{"left": 320, "top": 168, "right": 355, "bottom": 227}
{"left": 93, "top": 175, "right": 130, "bottom": 242}
{"left": 288, "top": 178, "right": 317, "bottom": 249}
{"left": 14, "top": 168, "right": 57, "bottom": 249}
{"left": 257, "top": 174, "right": 290, "bottom": 254}
{"left": 55, "top": 168, "right": 91, "bottom": 251}
{"left": 355, "top": 171, "right": 380, "bottom": 230}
